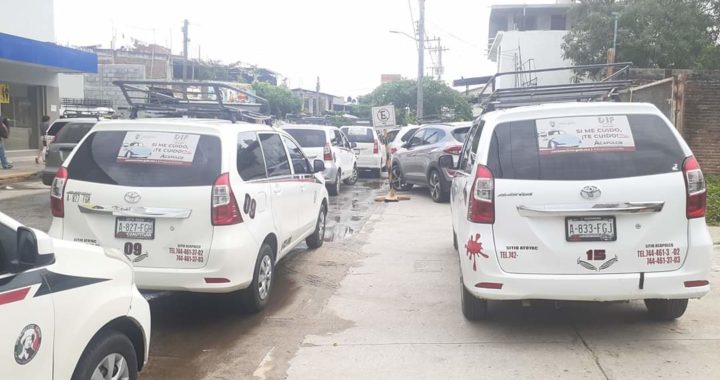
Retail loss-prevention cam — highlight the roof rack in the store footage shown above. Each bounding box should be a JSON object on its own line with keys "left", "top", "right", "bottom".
{"left": 112, "top": 80, "right": 270, "bottom": 123}
{"left": 478, "top": 62, "right": 633, "bottom": 112}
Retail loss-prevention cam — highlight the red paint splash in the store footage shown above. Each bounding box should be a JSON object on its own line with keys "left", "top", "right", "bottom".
{"left": 465, "top": 233, "right": 488, "bottom": 271}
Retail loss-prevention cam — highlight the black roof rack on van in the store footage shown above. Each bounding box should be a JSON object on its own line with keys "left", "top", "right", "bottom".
{"left": 112, "top": 80, "right": 270, "bottom": 124}
{"left": 478, "top": 62, "right": 633, "bottom": 112}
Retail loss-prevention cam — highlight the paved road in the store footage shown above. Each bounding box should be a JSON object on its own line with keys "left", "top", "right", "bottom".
{"left": 2, "top": 178, "right": 718, "bottom": 379}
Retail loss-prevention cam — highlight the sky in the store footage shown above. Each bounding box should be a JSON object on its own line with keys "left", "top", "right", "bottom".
{"left": 55, "top": 0, "right": 550, "bottom": 98}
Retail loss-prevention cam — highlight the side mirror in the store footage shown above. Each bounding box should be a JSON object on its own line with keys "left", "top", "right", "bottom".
{"left": 351, "top": 141, "right": 357, "bottom": 148}
{"left": 438, "top": 154, "right": 454, "bottom": 169}
{"left": 12, "top": 227, "right": 40, "bottom": 273}
{"left": 313, "top": 159, "right": 326, "bottom": 173}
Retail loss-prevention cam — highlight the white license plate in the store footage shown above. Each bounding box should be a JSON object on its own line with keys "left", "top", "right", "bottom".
{"left": 115, "top": 217, "right": 155, "bottom": 240}
{"left": 566, "top": 216, "right": 616, "bottom": 242}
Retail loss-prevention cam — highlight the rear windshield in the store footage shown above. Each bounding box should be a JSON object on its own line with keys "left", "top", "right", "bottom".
{"left": 452, "top": 127, "right": 470, "bottom": 142}
{"left": 285, "top": 129, "right": 325, "bottom": 147}
{"left": 342, "top": 127, "right": 374, "bottom": 143}
{"left": 67, "top": 130, "right": 222, "bottom": 187}
{"left": 487, "top": 114, "right": 686, "bottom": 181}
{"left": 54, "top": 122, "right": 95, "bottom": 144}
{"left": 46, "top": 121, "right": 69, "bottom": 136}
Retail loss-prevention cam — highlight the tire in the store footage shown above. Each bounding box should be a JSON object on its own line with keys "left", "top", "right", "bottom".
{"left": 42, "top": 175, "right": 54, "bottom": 186}
{"left": 306, "top": 203, "right": 327, "bottom": 249}
{"left": 344, "top": 165, "right": 358, "bottom": 185}
{"left": 240, "top": 243, "right": 276, "bottom": 313}
{"left": 644, "top": 299, "right": 688, "bottom": 320}
{"left": 461, "top": 282, "right": 489, "bottom": 321}
{"left": 453, "top": 230, "right": 458, "bottom": 251}
{"left": 326, "top": 170, "right": 340, "bottom": 196}
{"left": 391, "top": 164, "right": 413, "bottom": 191}
{"left": 71, "top": 330, "right": 138, "bottom": 380}
{"left": 428, "top": 169, "right": 449, "bottom": 203}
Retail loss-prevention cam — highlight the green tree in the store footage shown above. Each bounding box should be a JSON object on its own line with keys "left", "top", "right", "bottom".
{"left": 562, "top": 0, "right": 720, "bottom": 70}
{"left": 361, "top": 79, "right": 472, "bottom": 125}
{"left": 251, "top": 82, "right": 302, "bottom": 118}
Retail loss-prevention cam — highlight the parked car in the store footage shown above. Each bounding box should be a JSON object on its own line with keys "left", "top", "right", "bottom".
{"left": 390, "top": 122, "right": 471, "bottom": 202}
{"left": 340, "top": 126, "right": 386, "bottom": 177}
{"left": 43, "top": 117, "right": 98, "bottom": 147}
{"left": 387, "top": 125, "right": 420, "bottom": 156}
{"left": 0, "top": 211, "right": 150, "bottom": 380}
{"left": 443, "top": 102, "right": 712, "bottom": 321}
{"left": 283, "top": 124, "right": 358, "bottom": 195}
{"left": 42, "top": 120, "right": 98, "bottom": 186}
{"left": 48, "top": 119, "right": 329, "bottom": 313}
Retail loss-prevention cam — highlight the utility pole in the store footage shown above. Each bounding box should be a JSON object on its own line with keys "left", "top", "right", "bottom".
{"left": 315, "top": 76, "right": 321, "bottom": 116}
{"left": 417, "top": 0, "right": 425, "bottom": 123}
{"left": 427, "top": 36, "right": 448, "bottom": 81}
{"left": 182, "top": 19, "right": 189, "bottom": 80}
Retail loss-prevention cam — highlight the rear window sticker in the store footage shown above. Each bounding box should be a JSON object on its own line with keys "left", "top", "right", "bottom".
{"left": 465, "top": 234, "right": 489, "bottom": 271}
{"left": 169, "top": 243, "right": 205, "bottom": 263}
{"left": 117, "top": 132, "right": 200, "bottom": 166}
{"left": 65, "top": 191, "right": 91, "bottom": 203}
{"left": 536, "top": 115, "right": 635, "bottom": 155}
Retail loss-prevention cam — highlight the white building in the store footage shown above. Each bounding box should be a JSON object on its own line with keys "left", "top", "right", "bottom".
{"left": 487, "top": 0, "right": 575, "bottom": 89}
{"left": 0, "top": 0, "right": 97, "bottom": 151}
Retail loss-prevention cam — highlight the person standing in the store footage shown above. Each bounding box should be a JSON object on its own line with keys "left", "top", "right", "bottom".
{"left": 35, "top": 115, "right": 50, "bottom": 164}
{"left": 0, "top": 117, "right": 12, "bottom": 169}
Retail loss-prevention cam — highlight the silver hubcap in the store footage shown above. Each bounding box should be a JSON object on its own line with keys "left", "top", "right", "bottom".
{"left": 258, "top": 255, "right": 273, "bottom": 300}
{"left": 430, "top": 172, "right": 440, "bottom": 200}
{"left": 91, "top": 353, "right": 129, "bottom": 380}
{"left": 392, "top": 167, "right": 402, "bottom": 189}
{"left": 351, "top": 167, "right": 358, "bottom": 182}
{"left": 318, "top": 209, "right": 326, "bottom": 240}
{"left": 336, "top": 173, "right": 341, "bottom": 191}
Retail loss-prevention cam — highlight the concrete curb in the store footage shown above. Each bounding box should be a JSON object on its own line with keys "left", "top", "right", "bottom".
{"left": 0, "top": 171, "right": 39, "bottom": 185}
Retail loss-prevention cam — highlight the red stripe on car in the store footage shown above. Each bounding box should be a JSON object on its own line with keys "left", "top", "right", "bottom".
{"left": 0, "top": 287, "right": 31, "bottom": 306}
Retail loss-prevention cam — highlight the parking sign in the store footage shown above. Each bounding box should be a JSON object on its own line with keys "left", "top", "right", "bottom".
{"left": 371, "top": 105, "right": 396, "bottom": 127}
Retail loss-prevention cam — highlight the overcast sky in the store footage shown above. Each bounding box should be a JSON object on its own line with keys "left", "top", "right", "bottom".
{"left": 55, "top": 0, "right": 549, "bottom": 98}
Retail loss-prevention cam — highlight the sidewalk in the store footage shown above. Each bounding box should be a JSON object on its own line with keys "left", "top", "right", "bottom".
{"left": 710, "top": 225, "right": 720, "bottom": 245}
{"left": 0, "top": 150, "right": 42, "bottom": 184}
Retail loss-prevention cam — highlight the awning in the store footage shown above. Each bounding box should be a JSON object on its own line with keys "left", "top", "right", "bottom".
{"left": 0, "top": 32, "right": 97, "bottom": 73}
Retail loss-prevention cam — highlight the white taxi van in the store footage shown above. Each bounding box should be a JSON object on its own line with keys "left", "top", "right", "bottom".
{"left": 49, "top": 119, "right": 329, "bottom": 312}
{"left": 443, "top": 102, "right": 712, "bottom": 321}
{"left": 0, "top": 211, "right": 150, "bottom": 380}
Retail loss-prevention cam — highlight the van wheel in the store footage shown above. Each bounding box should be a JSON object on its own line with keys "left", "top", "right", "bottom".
{"left": 241, "top": 244, "right": 275, "bottom": 313}
{"left": 344, "top": 165, "right": 358, "bottom": 185}
{"left": 428, "top": 169, "right": 448, "bottom": 203}
{"left": 306, "top": 204, "right": 327, "bottom": 249}
{"left": 327, "top": 171, "right": 340, "bottom": 196}
{"left": 644, "top": 299, "right": 688, "bottom": 320}
{"left": 461, "top": 282, "right": 489, "bottom": 321}
{"left": 71, "top": 330, "right": 138, "bottom": 380}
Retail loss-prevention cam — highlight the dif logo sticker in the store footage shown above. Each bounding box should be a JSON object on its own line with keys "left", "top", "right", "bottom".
{"left": 15, "top": 324, "right": 42, "bottom": 365}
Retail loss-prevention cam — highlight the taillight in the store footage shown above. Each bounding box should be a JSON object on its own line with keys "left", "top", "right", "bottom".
{"left": 467, "top": 165, "right": 494, "bottom": 223}
{"left": 51, "top": 167, "right": 68, "bottom": 218}
{"left": 211, "top": 173, "right": 242, "bottom": 226}
{"left": 683, "top": 156, "right": 706, "bottom": 219}
{"left": 391, "top": 147, "right": 398, "bottom": 155}
{"left": 443, "top": 145, "right": 462, "bottom": 155}
{"left": 323, "top": 142, "right": 333, "bottom": 161}
{"left": 373, "top": 139, "right": 379, "bottom": 154}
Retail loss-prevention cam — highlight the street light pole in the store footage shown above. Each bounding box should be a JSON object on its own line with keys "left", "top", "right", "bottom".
{"left": 612, "top": 12, "right": 619, "bottom": 53}
{"left": 417, "top": 0, "right": 425, "bottom": 123}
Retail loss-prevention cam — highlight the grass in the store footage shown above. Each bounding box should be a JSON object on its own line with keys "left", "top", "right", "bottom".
{"left": 707, "top": 175, "right": 720, "bottom": 226}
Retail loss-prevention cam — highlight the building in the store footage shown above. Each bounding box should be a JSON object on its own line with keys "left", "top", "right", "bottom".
{"left": 487, "top": 0, "right": 575, "bottom": 89}
{"left": 0, "top": 0, "right": 97, "bottom": 151}
{"left": 381, "top": 74, "right": 403, "bottom": 84}
{"left": 291, "top": 88, "right": 345, "bottom": 116}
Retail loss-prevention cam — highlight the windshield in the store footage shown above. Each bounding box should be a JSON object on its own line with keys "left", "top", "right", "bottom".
{"left": 46, "top": 121, "right": 69, "bottom": 136}
{"left": 53, "top": 122, "right": 95, "bottom": 144}
{"left": 452, "top": 127, "right": 470, "bottom": 142}
{"left": 284, "top": 129, "right": 326, "bottom": 148}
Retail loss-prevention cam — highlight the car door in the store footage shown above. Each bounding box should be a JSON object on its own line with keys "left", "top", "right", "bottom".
{"left": 259, "top": 133, "right": 299, "bottom": 256}
{"left": 330, "top": 129, "right": 344, "bottom": 174}
{"left": 0, "top": 222, "right": 54, "bottom": 380}
{"left": 452, "top": 120, "right": 484, "bottom": 244}
{"left": 403, "top": 128, "right": 429, "bottom": 182}
{"left": 417, "top": 127, "right": 446, "bottom": 180}
{"left": 236, "top": 131, "right": 272, "bottom": 248}
{"left": 338, "top": 130, "right": 355, "bottom": 177}
{"left": 282, "top": 135, "right": 318, "bottom": 233}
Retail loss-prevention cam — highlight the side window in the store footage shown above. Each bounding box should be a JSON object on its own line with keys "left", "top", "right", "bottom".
{"left": 0, "top": 223, "right": 17, "bottom": 275}
{"left": 422, "top": 128, "right": 445, "bottom": 145}
{"left": 408, "top": 129, "right": 426, "bottom": 146}
{"left": 331, "top": 130, "right": 343, "bottom": 147}
{"left": 259, "top": 133, "right": 291, "bottom": 177}
{"left": 400, "top": 128, "right": 418, "bottom": 142}
{"left": 237, "top": 132, "right": 267, "bottom": 181}
{"left": 459, "top": 120, "right": 484, "bottom": 172}
{"left": 282, "top": 136, "right": 312, "bottom": 174}
{"left": 341, "top": 132, "right": 352, "bottom": 148}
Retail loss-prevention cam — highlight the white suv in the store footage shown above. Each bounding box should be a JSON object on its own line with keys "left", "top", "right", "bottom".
{"left": 49, "top": 119, "right": 329, "bottom": 312}
{"left": 1, "top": 211, "right": 150, "bottom": 380}
{"left": 444, "top": 103, "right": 712, "bottom": 321}
{"left": 283, "top": 124, "right": 358, "bottom": 195}
{"left": 341, "top": 126, "right": 386, "bottom": 177}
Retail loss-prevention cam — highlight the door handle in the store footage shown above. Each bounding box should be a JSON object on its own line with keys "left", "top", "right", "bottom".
{"left": 272, "top": 184, "right": 282, "bottom": 195}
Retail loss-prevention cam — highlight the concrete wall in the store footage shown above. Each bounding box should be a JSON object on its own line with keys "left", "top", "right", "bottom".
{"left": 493, "top": 31, "right": 572, "bottom": 89}
{"left": 83, "top": 64, "right": 146, "bottom": 112}
{"left": 0, "top": 0, "right": 55, "bottom": 42}
{"left": 58, "top": 73, "right": 85, "bottom": 99}
{"left": 683, "top": 79, "right": 720, "bottom": 175}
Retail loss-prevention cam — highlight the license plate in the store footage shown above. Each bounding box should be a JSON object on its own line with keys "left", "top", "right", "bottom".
{"left": 566, "top": 216, "right": 616, "bottom": 242}
{"left": 115, "top": 217, "right": 155, "bottom": 240}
